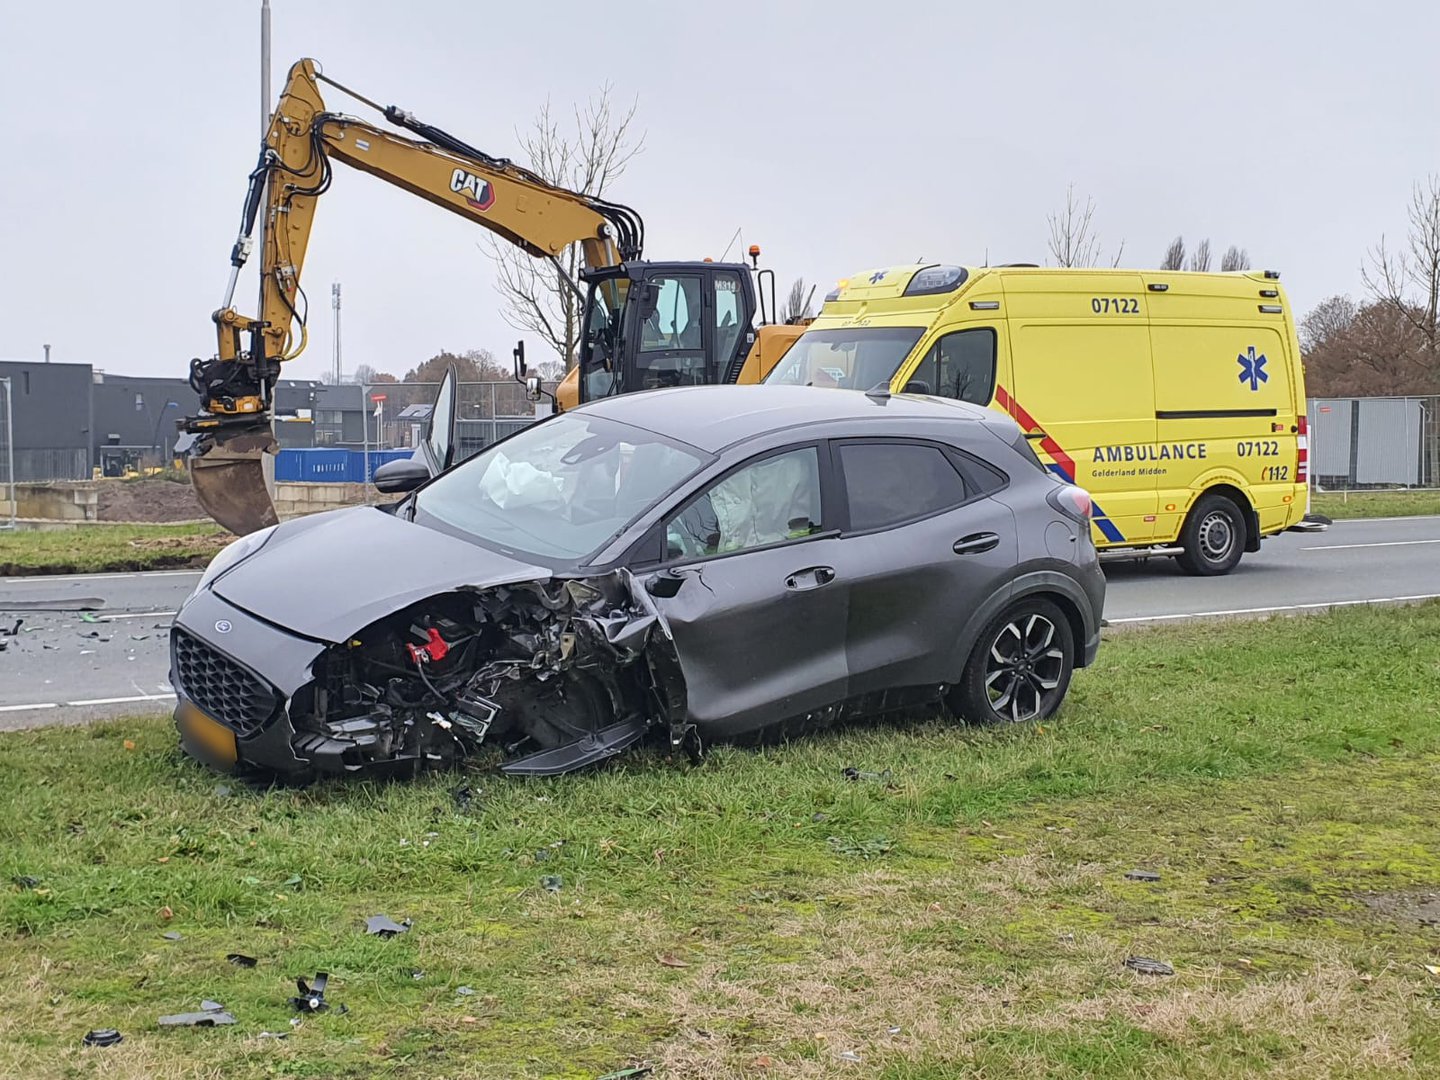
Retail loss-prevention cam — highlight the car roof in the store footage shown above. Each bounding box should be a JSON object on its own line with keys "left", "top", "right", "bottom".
{"left": 576, "top": 385, "right": 993, "bottom": 452}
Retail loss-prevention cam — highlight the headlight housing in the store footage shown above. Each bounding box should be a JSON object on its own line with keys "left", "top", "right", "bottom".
{"left": 193, "top": 525, "right": 278, "bottom": 595}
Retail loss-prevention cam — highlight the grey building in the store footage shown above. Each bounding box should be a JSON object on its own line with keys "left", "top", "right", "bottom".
{"left": 0, "top": 359, "right": 93, "bottom": 480}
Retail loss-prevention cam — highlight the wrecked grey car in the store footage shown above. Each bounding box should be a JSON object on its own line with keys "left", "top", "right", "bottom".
{"left": 170, "top": 380, "right": 1104, "bottom": 779}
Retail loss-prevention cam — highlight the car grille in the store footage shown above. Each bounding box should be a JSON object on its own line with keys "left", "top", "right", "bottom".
{"left": 172, "top": 628, "right": 280, "bottom": 737}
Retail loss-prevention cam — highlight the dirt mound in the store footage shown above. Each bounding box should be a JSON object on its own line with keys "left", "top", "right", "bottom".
{"left": 97, "top": 478, "right": 207, "bottom": 523}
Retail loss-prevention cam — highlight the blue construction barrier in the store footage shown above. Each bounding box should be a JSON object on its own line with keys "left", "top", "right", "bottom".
{"left": 275, "top": 448, "right": 415, "bottom": 483}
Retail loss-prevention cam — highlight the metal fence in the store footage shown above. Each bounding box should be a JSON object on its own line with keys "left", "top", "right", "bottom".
{"left": 1308, "top": 396, "right": 1440, "bottom": 490}
{"left": 0, "top": 378, "right": 13, "bottom": 529}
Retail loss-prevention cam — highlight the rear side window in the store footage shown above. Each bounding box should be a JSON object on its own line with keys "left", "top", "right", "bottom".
{"left": 1008, "top": 431, "right": 1048, "bottom": 473}
{"left": 838, "top": 441, "right": 970, "bottom": 531}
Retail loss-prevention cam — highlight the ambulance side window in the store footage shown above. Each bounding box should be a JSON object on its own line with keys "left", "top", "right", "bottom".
{"left": 906, "top": 328, "right": 996, "bottom": 405}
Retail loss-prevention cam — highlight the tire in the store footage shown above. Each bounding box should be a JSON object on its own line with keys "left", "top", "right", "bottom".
{"left": 951, "top": 597, "right": 1075, "bottom": 725}
{"left": 1175, "top": 493, "right": 1247, "bottom": 576}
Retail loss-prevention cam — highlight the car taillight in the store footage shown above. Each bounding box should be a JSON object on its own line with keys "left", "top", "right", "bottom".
{"left": 1297, "top": 414, "right": 1309, "bottom": 483}
{"left": 1047, "top": 484, "right": 1092, "bottom": 522}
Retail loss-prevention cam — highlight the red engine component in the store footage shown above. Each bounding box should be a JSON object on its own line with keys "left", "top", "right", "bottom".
{"left": 407, "top": 627, "right": 450, "bottom": 666}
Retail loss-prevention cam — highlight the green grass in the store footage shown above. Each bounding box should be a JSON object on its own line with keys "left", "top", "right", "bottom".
{"left": 0, "top": 524, "right": 227, "bottom": 575}
{"left": 1311, "top": 488, "right": 1440, "bottom": 519}
{"left": 2, "top": 604, "right": 1440, "bottom": 1078}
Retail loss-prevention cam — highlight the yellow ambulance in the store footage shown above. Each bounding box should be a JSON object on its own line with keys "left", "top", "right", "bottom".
{"left": 763, "top": 264, "right": 1311, "bottom": 574}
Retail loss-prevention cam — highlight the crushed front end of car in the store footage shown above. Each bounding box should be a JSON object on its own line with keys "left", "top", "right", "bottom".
{"left": 170, "top": 569, "right": 687, "bottom": 780}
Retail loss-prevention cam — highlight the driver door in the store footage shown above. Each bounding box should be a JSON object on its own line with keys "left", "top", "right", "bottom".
{"left": 641, "top": 443, "right": 849, "bottom": 739}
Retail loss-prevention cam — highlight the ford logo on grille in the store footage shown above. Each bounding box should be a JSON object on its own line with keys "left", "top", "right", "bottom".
{"left": 214, "top": 620, "right": 233, "bottom": 634}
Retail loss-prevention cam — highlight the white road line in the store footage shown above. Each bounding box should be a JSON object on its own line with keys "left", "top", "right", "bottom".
{"left": 1109, "top": 592, "right": 1440, "bottom": 624}
{"left": 1323, "top": 514, "right": 1440, "bottom": 524}
{"left": 66, "top": 693, "right": 176, "bottom": 707}
{"left": 98, "top": 611, "right": 178, "bottom": 621}
{"left": 1, "top": 569, "right": 202, "bottom": 584}
{"left": 1302, "top": 539, "right": 1440, "bottom": 551}
{"left": 0, "top": 702, "right": 58, "bottom": 713}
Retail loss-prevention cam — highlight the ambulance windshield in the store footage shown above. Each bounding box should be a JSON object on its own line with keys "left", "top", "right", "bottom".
{"left": 763, "top": 327, "right": 925, "bottom": 391}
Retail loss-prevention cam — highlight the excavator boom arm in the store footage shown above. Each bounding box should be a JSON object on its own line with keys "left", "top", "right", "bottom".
{"left": 186, "top": 58, "right": 642, "bottom": 534}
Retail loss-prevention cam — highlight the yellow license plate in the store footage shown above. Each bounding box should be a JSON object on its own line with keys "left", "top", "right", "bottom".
{"left": 177, "top": 700, "right": 238, "bottom": 769}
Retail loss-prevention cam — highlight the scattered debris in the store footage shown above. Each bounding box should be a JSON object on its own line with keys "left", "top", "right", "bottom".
{"left": 1425, "top": 964, "right": 1440, "bottom": 977}
{"left": 1125, "top": 869, "right": 1162, "bottom": 882}
{"left": 455, "top": 985, "right": 476, "bottom": 996}
{"left": 842, "top": 766, "right": 891, "bottom": 783}
{"left": 130, "top": 633, "right": 151, "bottom": 641}
{"left": 290, "top": 972, "right": 338, "bottom": 1013}
{"left": 77, "top": 631, "right": 112, "bottom": 641}
{"left": 4, "top": 597, "right": 105, "bottom": 612}
{"left": 452, "top": 784, "right": 478, "bottom": 812}
{"left": 258, "top": 1030, "right": 290, "bottom": 1039}
{"left": 159, "top": 1001, "right": 236, "bottom": 1027}
{"left": 541, "top": 874, "right": 563, "bottom": 893}
{"left": 82, "top": 1029, "right": 123, "bottom": 1048}
{"left": 226, "top": 953, "right": 258, "bottom": 968}
{"left": 596, "top": 1068, "right": 652, "bottom": 1080}
{"left": 656, "top": 953, "right": 689, "bottom": 968}
{"left": 0, "top": 619, "right": 22, "bottom": 637}
{"left": 214, "top": 785, "right": 232, "bottom": 798}
{"left": 1124, "top": 956, "right": 1175, "bottom": 976}
{"left": 159, "top": 905, "right": 174, "bottom": 920}
{"left": 80, "top": 613, "right": 102, "bottom": 624}
{"left": 752, "top": 1055, "right": 777, "bottom": 1069}
{"left": 810, "top": 812, "right": 829, "bottom": 823}
{"left": 162, "top": 931, "right": 183, "bottom": 941}
{"left": 12, "top": 875, "right": 40, "bottom": 890}
{"left": 886, "top": 1026, "right": 902, "bottom": 1035}
{"left": 365, "top": 914, "right": 412, "bottom": 937}
{"left": 410, "top": 969, "right": 426, "bottom": 980}
{"left": 838, "top": 1049, "right": 863, "bottom": 1062}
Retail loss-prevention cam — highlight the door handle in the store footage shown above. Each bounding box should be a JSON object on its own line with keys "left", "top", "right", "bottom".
{"left": 785, "top": 566, "right": 836, "bottom": 591}
{"left": 953, "top": 532, "right": 1000, "bottom": 555}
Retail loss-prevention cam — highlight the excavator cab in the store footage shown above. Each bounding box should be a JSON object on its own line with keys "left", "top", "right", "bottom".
{"left": 577, "top": 261, "right": 759, "bottom": 404}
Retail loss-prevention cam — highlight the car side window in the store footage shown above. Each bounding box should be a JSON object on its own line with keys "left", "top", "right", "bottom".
{"left": 839, "top": 441, "right": 970, "bottom": 531}
{"left": 664, "top": 446, "right": 823, "bottom": 561}
{"left": 905, "top": 328, "right": 996, "bottom": 405}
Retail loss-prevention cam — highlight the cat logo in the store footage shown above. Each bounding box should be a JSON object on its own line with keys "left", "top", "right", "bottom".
{"left": 450, "top": 168, "right": 495, "bottom": 212}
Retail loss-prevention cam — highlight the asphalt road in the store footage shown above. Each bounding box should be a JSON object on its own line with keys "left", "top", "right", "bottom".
{"left": 1, "top": 516, "right": 1437, "bottom": 730}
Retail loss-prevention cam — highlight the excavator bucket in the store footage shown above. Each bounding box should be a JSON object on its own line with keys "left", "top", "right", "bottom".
{"left": 185, "top": 423, "right": 281, "bottom": 536}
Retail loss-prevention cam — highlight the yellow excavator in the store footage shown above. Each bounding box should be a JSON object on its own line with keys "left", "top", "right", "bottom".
{"left": 184, "top": 58, "right": 808, "bottom": 535}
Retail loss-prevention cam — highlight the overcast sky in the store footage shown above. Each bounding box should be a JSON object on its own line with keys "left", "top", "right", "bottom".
{"left": 3, "top": 1, "right": 1438, "bottom": 380}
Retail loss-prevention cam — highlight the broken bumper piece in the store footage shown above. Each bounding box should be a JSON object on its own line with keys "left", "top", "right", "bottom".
{"left": 170, "top": 571, "right": 682, "bottom": 780}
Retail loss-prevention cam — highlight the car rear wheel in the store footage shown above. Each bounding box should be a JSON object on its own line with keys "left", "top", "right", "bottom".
{"left": 1175, "top": 493, "right": 1247, "bottom": 576}
{"left": 952, "top": 597, "right": 1075, "bottom": 725}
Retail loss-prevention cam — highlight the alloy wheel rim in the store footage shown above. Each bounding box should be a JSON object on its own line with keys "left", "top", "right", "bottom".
{"left": 984, "top": 613, "right": 1066, "bottom": 723}
{"left": 1197, "top": 510, "right": 1234, "bottom": 562}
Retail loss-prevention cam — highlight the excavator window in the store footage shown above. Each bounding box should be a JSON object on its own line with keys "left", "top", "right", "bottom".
{"left": 634, "top": 274, "right": 708, "bottom": 391}
{"left": 713, "top": 271, "right": 744, "bottom": 371}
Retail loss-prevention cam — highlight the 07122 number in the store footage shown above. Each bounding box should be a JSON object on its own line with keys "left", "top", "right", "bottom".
{"left": 1236, "top": 440, "right": 1280, "bottom": 457}
{"left": 1091, "top": 297, "right": 1139, "bottom": 314}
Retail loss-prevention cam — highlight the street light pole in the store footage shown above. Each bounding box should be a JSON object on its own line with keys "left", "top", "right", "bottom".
{"left": 255, "top": 0, "right": 272, "bottom": 324}
{"left": 332, "top": 282, "right": 342, "bottom": 383}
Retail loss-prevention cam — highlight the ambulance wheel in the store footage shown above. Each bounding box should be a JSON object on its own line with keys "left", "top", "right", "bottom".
{"left": 1176, "top": 493, "right": 1246, "bottom": 576}
{"left": 951, "top": 597, "right": 1075, "bottom": 725}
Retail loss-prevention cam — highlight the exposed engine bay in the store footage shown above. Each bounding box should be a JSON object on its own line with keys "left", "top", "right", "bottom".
{"left": 279, "top": 571, "right": 689, "bottom": 778}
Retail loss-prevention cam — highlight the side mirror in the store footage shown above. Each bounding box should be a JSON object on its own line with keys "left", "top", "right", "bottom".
{"left": 524, "top": 374, "right": 543, "bottom": 402}
{"left": 645, "top": 570, "right": 685, "bottom": 599}
{"left": 512, "top": 339, "right": 527, "bottom": 379}
{"left": 373, "top": 457, "right": 431, "bottom": 494}
{"left": 902, "top": 379, "right": 932, "bottom": 395}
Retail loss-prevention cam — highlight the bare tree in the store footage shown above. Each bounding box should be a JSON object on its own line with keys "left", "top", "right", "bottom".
{"left": 1046, "top": 185, "right": 1102, "bottom": 267}
{"left": 1220, "top": 245, "right": 1250, "bottom": 272}
{"left": 783, "top": 278, "right": 816, "bottom": 323}
{"left": 1362, "top": 174, "right": 1440, "bottom": 369}
{"left": 485, "top": 87, "right": 645, "bottom": 371}
{"left": 1161, "top": 236, "right": 1186, "bottom": 271}
{"left": 1187, "top": 238, "right": 1212, "bottom": 272}
{"left": 1299, "top": 294, "right": 1358, "bottom": 355}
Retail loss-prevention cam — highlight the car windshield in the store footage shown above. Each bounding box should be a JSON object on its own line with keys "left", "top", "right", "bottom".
{"left": 413, "top": 413, "right": 707, "bottom": 562}
{"left": 763, "top": 327, "right": 926, "bottom": 391}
